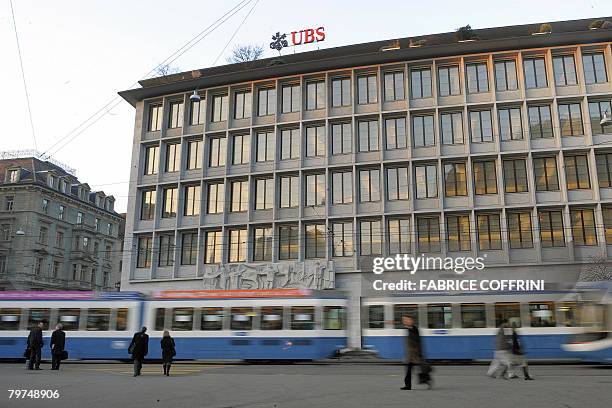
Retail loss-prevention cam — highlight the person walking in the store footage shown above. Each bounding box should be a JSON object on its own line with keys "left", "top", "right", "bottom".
{"left": 487, "top": 321, "right": 512, "bottom": 378}
{"left": 160, "top": 330, "right": 176, "bottom": 376}
{"left": 401, "top": 315, "right": 432, "bottom": 390}
{"left": 509, "top": 323, "right": 534, "bottom": 380}
{"left": 128, "top": 327, "right": 149, "bottom": 377}
{"left": 50, "top": 324, "right": 66, "bottom": 371}
{"left": 27, "top": 321, "right": 45, "bottom": 370}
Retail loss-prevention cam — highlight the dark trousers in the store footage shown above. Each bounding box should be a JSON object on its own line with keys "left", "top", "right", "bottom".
{"left": 133, "top": 357, "right": 144, "bottom": 376}
{"left": 28, "top": 347, "right": 42, "bottom": 370}
{"left": 404, "top": 362, "right": 430, "bottom": 389}
{"left": 51, "top": 353, "right": 61, "bottom": 370}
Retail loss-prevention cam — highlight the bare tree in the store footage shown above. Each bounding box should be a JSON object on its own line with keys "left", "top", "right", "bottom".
{"left": 226, "top": 44, "right": 264, "bottom": 64}
{"left": 152, "top": 64, "right": 180, "bottom": 78}
{"left": 579, "top": 255, "right": 612, "bottom": 281}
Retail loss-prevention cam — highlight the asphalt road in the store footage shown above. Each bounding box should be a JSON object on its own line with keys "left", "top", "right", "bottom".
{"left": 1, "top": 363, "right": 611, "bottom": 408}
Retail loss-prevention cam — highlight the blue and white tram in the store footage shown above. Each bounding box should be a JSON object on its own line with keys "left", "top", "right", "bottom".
{"left": 0, "top": 291, "right": 143, "bottom": 360}
{"left": 363, "top": 290, "right": 586, "bottom": 360}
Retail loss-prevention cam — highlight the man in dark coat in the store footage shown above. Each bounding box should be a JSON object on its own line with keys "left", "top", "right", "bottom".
{"left": 129, "top": 327, "right": 149, "bottom": 377}
{"left": 401, "top": 316, "right": 432, "bottom": 390}
{"left": 27, "top": 321, "right": 45, "bottom": 370}
{"left": 50, "top": 323, "right": 66, "bottom": 370}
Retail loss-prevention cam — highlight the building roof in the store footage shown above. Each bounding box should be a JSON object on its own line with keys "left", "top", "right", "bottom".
{"left": 119, "top": 16, "right": 612, "bottom": 106}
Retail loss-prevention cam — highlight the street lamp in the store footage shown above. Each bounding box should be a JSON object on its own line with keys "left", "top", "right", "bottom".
{"left": 189, "top": 90, "right": 201, "bottom": 103}
{"left": 15, "top": 229, "right": 25, "bottom": 236}
{"left": 601, "top": 110, "right": 612, "bottom": 127}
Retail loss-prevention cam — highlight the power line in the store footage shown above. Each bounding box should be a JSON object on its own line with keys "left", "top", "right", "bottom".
{"left": 212, "top": 0, "right": 261, "bottom": 66}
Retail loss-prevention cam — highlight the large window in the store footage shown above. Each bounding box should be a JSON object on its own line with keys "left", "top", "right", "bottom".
{"left": 261, "top": 306, "right": 283, "bottom": 330}
{"left": 253, "top": 226, "right": 273, "bottom": 261}
{"left": 186, "top": 139, "right": 203, "bottom": 170}
{"left": 359, "top": 169, "right": 380, "bottom": 202}
{"left": 495, "top": 303, "right": 521, "bottom": 327}
{"left": 528, "top": 105, "right": 554, "bottom": 139}
{"left": 385, "top": 117, "right": 407, "bottom": 149}
{"left": 412, "top": 115, "right": 435, "bottom": 147}
{"left": 162, "top": 187, "right": 178, "bottom": 218}
{"left": 305, "top": 173, "right": 325, "bottom": 207}
{"left": 358, "top": 120, "right": 379, "bottom": 152}
{"left": 306, "top": 125, "right": 325, "bottom": 157}
{"left": 368, "top": 305, "right": 385, "bottom": 329}
{"left": 410, "top": 67, "right": 432, "bottom": 98}
{"left": 331, "top": 122, "right": 352, "bottom": 155}
{"left": 291, "top": 306, "right": 315, "bottom": 330}
{"left": 0, "top": 308, "right": 21, "bottom": 330}
{"left": 360, "top": 219, "right": 382, "bottom": 255}
{"left": 168, "top": 101, "right": 183, "bottom": 128}
{"left": 477, "top": 213, "right": 502, "bottom": 250}
{"left": 582, "top": 52, "right": 608, "bottom": 84}
{"left": 332, "top": 221, "right": 353, "bottom": 257}
{"left": 181, "top": 232, "right": 198, "bottom": 265}
{"left": 148, "top": 104, "right": 162, "bottom": 131}
{"left": 306, "top": 80, "right": 325, "bottom": 110}
{"left": 231, "top": 307, "right": 252, "bottom": 330}
{"left": 553, "top": 55, "right": 578, "bottom": 86}
{"left": 507, "top": 212, "right": 533, "bottom": 249}
{"left": 597, "top": 153, "right": 612, "bottom": 187}
{"left": 417, "top": 216, "right": 440, "bottom": 253}
{"left": 234, "top": 90, "right": 252, "bottom": 119}
{"left": 523, "top": 57, "right": 548, "bottom": 89}
{"left": 229, "top": 228, "right": 247, "bottom": 262}
{"left": 473, "top": 161, "right": 497, "bottom": 195}
{"left": 438, "top": 65, "right": 460, "bottom": 96}
{"left": 428, "top": 304, "right": 452, "bottom": 329}
{"left": 503, "top": 159, "right": 528, "bottom": 193}
{"left": 208, "top": 137, "right": 227, "bottom": 167}
{"left": 254, "top": 178, "right": 274, "bottom": 210}
{"left": 529, "top": 302, "right": 555, "bottom": 327}
{"left": 279, "top": 176, "right": 299, "bottom": 208}
{"left": 232, "top": 134, "right": 250, "bottom": 165}
{"left": 571, "top": 208, "right": 597, "bottom": 246}
{"left": 230, "top": 180, "right": 249, "bottom": 212}
{"left": 331, "top": 77, "right": 351, "bottom": 107}
{"left": 603, "top": 207, "right": 612, "bottom": 244}
{"left": 498, "top": 107, "right": 523, "bottom": 141}
{"left": 165, "top": 143, "right": 180, "bottom": 172}
{"left": 279, "top": 225, "right": 299, "bottom": 260}
{"left": 558, "top": 103, "right": 584, "bottom": 136}
{"left": 415, "top": 164, "right": 437, "bottom": 199}
{"left": 332, "top": 171, "right": 353, "bottom": 204}
{"left": 387, "top": 167, "right": 409, "bottom": 201}
{"left": 280, "top": 128, "right": 299, "bottom": 159}
{"left": 469, "top": 110, "right": 493, "bottom": 142}
{"left": 446, "top": 214, "right": 471, "bottom": 252}
{"left": 137, "top": 236, "right": 152, "bottom": 268}
{"left": 183, "top": 185, "right": 201, "bottom": 216}
{"left": 533, "top": 157, "right": 559, "bottom": 191}
{"left": 589, "top": 100, "right": 612, "bottom": 135}
{"left": 158, "top": 235, "right": 175, "bottom": 267}
{"left": 461, "top": 304, "right": 486, "bottom": 328}
{"left": 384, "top": 71, "right": 405, "bottom": 101}
{"left": 440, "top": 112, "right": 463, "bottom": 145}
{"left": 190, "top": 98, "right": 204, "bottom": 125}
{"left": 282, "top": 83, "right": 300, "bottom": 113}
{"left": 144, "top": 145, "right": 159, "bottom": 175}
{"left": 494, "top": 60, "right": 518, "bottom": 91}
{"left": 211, "top": 94, "right": 228, "bottom": 122}
{"left": 444, "top": 162, "right": 467, "bottom": 197}
{"left": 539, "top": 210, "right": 565, "bottom": 247}
{"left": 388, "top": 218, "right": 410, "bottom": 254}
{"left": 258, "top": 88, "right": 276, "bottom": 116}
{"left": 565, "top": 155, "right": 591, "bottom": 190}
{"left": 204, "top": 230, "right": 222, "bottom": 264}
{"left": 305, "top": 224, "right": 326, "bottom": 258}
{"left": 256, "top": 131, "right": 275, "bottom": 162}
{"left": 357, "top": 74, "right": 377, "bottom": 104}
{"left": 466, "top": 62, "right": 489, "bottom": 93}
{"left": 140, "top": 189, "right": 156, "bottom": 220}
{"left": 206, "top": 183, "right": 224, "bottom": 214}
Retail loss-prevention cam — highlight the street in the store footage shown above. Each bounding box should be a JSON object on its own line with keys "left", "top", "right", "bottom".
{"left": 1, "top": 363, "right": 611, "bottom": 408}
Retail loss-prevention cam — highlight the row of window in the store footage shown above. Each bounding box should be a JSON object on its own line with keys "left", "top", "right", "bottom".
{"left": 0, "top": 308, "right": 128, "bottom": 331}
{"left": 147, "top": 52, "right": 609, "bottom": 130}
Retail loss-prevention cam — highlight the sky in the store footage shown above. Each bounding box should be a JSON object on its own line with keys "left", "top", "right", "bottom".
{"left": 1, "top": 0, "right": 611, "bottom": 213}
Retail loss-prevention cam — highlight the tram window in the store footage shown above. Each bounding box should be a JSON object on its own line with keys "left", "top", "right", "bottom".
{"left": 529, "top": 302, "right": 555, "bottom": 327}
{"left": 58, "top": 308, "right": 81, "bottom": 331}
{"left": 0, "top": 308, "right": 21, "bottom": 330}
{"left": 461, "top": 304, "right": 487, "bottom": 328}
{"left": 393, "top": 304, "right": 418, "bottom": 328}
{"left": 495, "top": 303, "right": 521, "bottom": 327}
{"left": 368, "top": 305, "right": 385, "bottom": 329}
{"left": 557, "top": 302, "right": 579, "bottom": 327}
{"left": 261, "top": 307, "right": 283, "bottom": 330}
{"left": 201, "top": 307, "right": 224, "bottom": 331}
{"left": 86, "top": 308, "right": 110, "bottom": 331}
{"left": 291, "top": 307, "right": 315, "bottom": 330}
{"left": 231, "top": 307, "right": 254, "bottom": 330}
{"left": 28, "top": 308, "right": 50, "bottom": 329}
{"left": 323, "top": 306, "right": 346, "bottom": 330}
{"left": 172, "top": 308, "right": 194, "bottom": 331}
{"left": 154, "top": 308, "right": 166, "bottom": 331}
{"left": 116, "top": 308, "right": 128, "bottom": 331}
{"left": 427, "top": 304, "right": 452, "bottom": 329}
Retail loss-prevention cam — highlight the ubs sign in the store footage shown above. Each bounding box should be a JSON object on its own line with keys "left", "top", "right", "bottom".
{"left": 270, "top": 27, "right": 326, "bottom": 51}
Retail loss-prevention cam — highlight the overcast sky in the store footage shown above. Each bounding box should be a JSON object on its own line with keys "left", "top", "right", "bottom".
{"left": 1, "top": 0, "right": 611, "bottom": 212}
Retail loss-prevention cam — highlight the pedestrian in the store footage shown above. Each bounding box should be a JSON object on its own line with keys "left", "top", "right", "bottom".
{"left": 50, "top": 323, "right": 66, "bottom": 371}
{"left": 160, "top": 330, "right": 176, "bottom": 376}
{"left": 487, "top": 321, "right": 512, "bottom": 379}
{"left": 509, "top": 323, "right": 534, "bottom": 380}
{"left": 128, "top": 326, "right": 149, "bottom": 377}
{"left": 401, "top": 315, "right": 432, "bottom": 390}
{"left": 27, "top": 321, "right": 45, "bottom": 370}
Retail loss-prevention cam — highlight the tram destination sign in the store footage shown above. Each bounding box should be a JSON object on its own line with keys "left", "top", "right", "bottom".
{"left": 270, "top": 26, "right": 326, "bottom": 51}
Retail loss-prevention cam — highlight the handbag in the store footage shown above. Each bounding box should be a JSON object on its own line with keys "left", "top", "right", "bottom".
{"left": 23, "top": 347, "right": 30, "bottom": 358}
{"left": 60, "top": 350, "right": 68, "bottom": 360}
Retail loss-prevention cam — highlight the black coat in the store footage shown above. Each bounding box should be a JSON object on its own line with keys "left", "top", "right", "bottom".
{"left": 27, "top": 327, "right": 43, "bottom": 349}
{"left": 50, "top": 329, "right": 66, "bottom": 353}
{"left": 160, "top": 336, "right": 176, "bottom": 363}
{"left": 403, "top": 325, "right": 423, "bottom": 364}
{"left": 129, "top": 332, "right": 149, "bottom": 358}
{"left": 511, "top": 331, "right": 524, "bottom": 355}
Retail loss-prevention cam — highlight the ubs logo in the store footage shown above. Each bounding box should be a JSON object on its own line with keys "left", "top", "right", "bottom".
{"left": 270, "top": 27, "right": 326, "bottom": 51}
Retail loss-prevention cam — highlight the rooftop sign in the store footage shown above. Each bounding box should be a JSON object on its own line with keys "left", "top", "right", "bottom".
{"left": 270, "top": 27, "right": 325, "bottom": 52}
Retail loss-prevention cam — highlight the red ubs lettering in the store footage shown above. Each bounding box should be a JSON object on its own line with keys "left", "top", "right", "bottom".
{"left": 291, "top": 27, "right": 325, "bottom": 45}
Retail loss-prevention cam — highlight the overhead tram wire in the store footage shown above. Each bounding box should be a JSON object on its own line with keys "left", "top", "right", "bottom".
{"left": 212, "top": 0, "right": 261, "bottom": 66}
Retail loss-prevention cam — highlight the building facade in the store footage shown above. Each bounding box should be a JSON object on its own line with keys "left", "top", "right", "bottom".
{"left": 0, "top": 152, "right": 124, "bottom": 291}
{"left": 119, "top": 18, "right": 612, "bottom": 346}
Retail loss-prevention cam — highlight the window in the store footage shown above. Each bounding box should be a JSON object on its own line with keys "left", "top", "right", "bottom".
{"left": 158, "top": 235, "right": 174, "bottom": 267}
{"left": 469, "top": 110, "right": 493, "bottom": 142}
{"left": 201, "top": 307, "right": 223, "bottom": 330}
{"left": 279, "top": 176, "right": 299, "bottom": 208}
{"left": 539, "top": 210, "right": 565, "bottom": 247}
{"left": 168, "top": 101, "right": 184, "bottom": 128}
{"left": 181, "top": 232, "right": 198, "bottom": 265}
{"left": 477, "top": 213, "right": 502, "bottom": 250}
{"left": 446, "top": 214, "right": 471, "bottom": 252}
{"left": 589, "top": 100, "right": 612, "bottom": 135}
{"left": 324, "top": 306, "right": 346, "bottom": 330}
{"left": 410, "top": 67, "right": 432, "bottom": 98}
{"left": 256, "top": 130, "right": 275, "bottom": 162}
{"left": 291, "top": 306, "right": 315, "bottom": 330}
{"left": 282, "top": 83, "right": 300, "bottom": 113}
{"left": 444, "top": 162, "right": 467, "bottom": 196}
{"left": 582, "top": 53, "right": 608, "bottom": 84}
{"left": 387, "top": 167, "right": 409, "bottom": 201}
{"left": 428, "top": 304, "right": 452, "bottom": 329}
{"left": 368, "top": 305, "right": 385, "bottom": 329}
{"left": 189, "top": 98, "right": 204, "bottom": 125}
{"left": 7, "top": 169, "right": 19, "bottom": 183}
{"left": 306, "top": 80, "right": 325, "bottom": 110}
{"left": 331, "top": 77, "right": 351, "bottom": 107}
{"left": 162, "top": 187, "right": 178, "bottom": 218}
{"left": 597, "top": 153, "right": 612, "bottom": 188}
{"left": 571, "top": 208, "right": 597, "bottom": 246}
{"left": 388, "top": 218, "right": 410, "bottom": 254}
{"left": 305, "top": 224, "right": 326, "bottom": 258}
{"left": 415, "top": 164, "right": 437, "bottom": 199}
{"left": 603, "top": 207, "right": 612, "bottom": 244}
{"left": 144, "top": 145, "right": 159, "bottom": 175}
{"left": 533, "top": 157, "right": 559, "bottom": 191}
{"left": 208, "top": 137, "right": 227, "bottom": 167}
{"left": 473, "top": 161, "right": 497, "bottom": 195}
{"left": 524, "top": 57, "right": 548, "bottom": 88}
{"left": 261, "top": 306, "right": 284, "bottom": 330}
{"left": 498, "top": 107, "right": 523, "bottom": 141}
{"left": 503, "top": 159, "right": 528, "bottom": 193}
{"left": 332, "top": 171, "right": 353, "bottom": 204}
{"left": 206, "top": 183, "right": 224, "bottom": 214}
{"left": 332, "top": 221, "right": 353, "bottom": 257}
{"left": 38, "top": 226, "right": 48, "bottom": 244}
{"left": 148, "top": 104, "right": 162, "bottom": 131}
{"left": 440, "top": 112, "right": 463, "bottom": 145}
{"left": 529, "top": 302, "right": 555, "bottom": 327}
{"left": 58, "top": 309, "right": 80, "bottom": 331}
{"left": 258, "top": 88, "right": 276, "bottom": 116}
{"left": 389, "top": 305, "right": 415, "bottom": 328}
{"left": 565, "top": 155, "right": 590, "bottom": 190}
{"left": 232, "top": 134, "right": 250, "bottom": 165}
{"left": 438, "top": 65, "right": 461, "bottom": 96}
{"left": 253, "top": 227, "right": 273, "bottom": 261}
{"left": 0, "top": 225, "right": 9, "bottom": 241}
{"left": 137, "top": 236, "right": 152, "bottom": 268}
{"left": 359, "top": 168, "right": 380, "bottom": 202}
{"left": 234, "top": 90, "right": 252, "bottom": 119}
{"left": 231, "top": 307, "right": 253, "bottom": 330}
{"left": 461, "top": 304, "right": 486, "bottom": 328}
{"left": 360, "top": 219, "right": 382, "bottom": 255}
{"left": 412, "top": 115, "right": 435, "bottom": 147}
{"left": 42, "top": 198, "right": 49, "bottom": 214}
{"left": 28, "top": 308, "right": 50, "bottom": 329}
{"left": 104, "top": 245, "right": 111, "bottom": 260}
{"left": 417, "top": 216, "right": 440, "bottom": 253}
{"left": 528, "top": 105, "right": 554, "bottom": 138}
{"left": 507, "top": 212, "right": 533, "bottom": 249}
{"left": 171, "top": 308, "right": 193, "bottom": 331}
{"left": 52, "top": 261, "right": 60, "bottom": 278}
{"left": 557, "top": 302, "right": 580, "bottom": 327}
{"left": 558, "top": 103, "right": 584, "bottom": 136}
{"left": 279, "top": 225, "right": 299, "bottom": 260}
{"left": 230, "top": 180, "right": 248, "bottom": 212}
{"left": 358, "top": 120, "right": 379, "bottom": 152}
{"left": 553, "top": 55, "right": 578, "bottom": 86}
{"left": 306, "top": 125, "right": 325, "bottom": 157}
{"left": 305, "top": 173, "right": 325, "bottom": 206}
{"left": 204, "top": 230, "right": 222, "bottom": 264}
{"left": 357, "top": 74, "right": 377, "bottom": 104}
{"left": 384, "top": 71, "right": 405, "bottom": 101}
{"left": 85, "top": 308, "right": 110, "bottom": 331}
{"left": 76, "top": 211, "right": 83, "bottom": 225}
{"left": 211, "top": 94, "right": 228, "bottom": 122}
{"left": 466, "top": 62, "right": 489, "bottom": 93}
{"left": 494, "top": 60, "right": 518, "bottom": 91}
{"left": 165, "top": 143, "right": 180, "bottom": 172}
{"left": 0, "top": 308, "right": 21, "bottom": 330}
{"left": 184, "top": 185, "right": 201, "bottom": 216}
{"left": 255, "top": 178, "right": 274, "bottom": 210}
{"left": 186, "top": 140, "right": 203, "bottom": 170}
{"left": 385, "top": 117, "right": 407, "bottom": 149}
{"left": 280, "top": 128, "right": 299, "bottom": 159}
{"left": 58, "top": 205, "right": 65, "bottom": 220}
{"left": 154, "top": 308, "right": 166, "bottom": 331}
{"left": 229, "top": 229, "right": 246, "bottom": 262}
{"left": 331, "top": 122, "right": 352, "bottom": 155}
